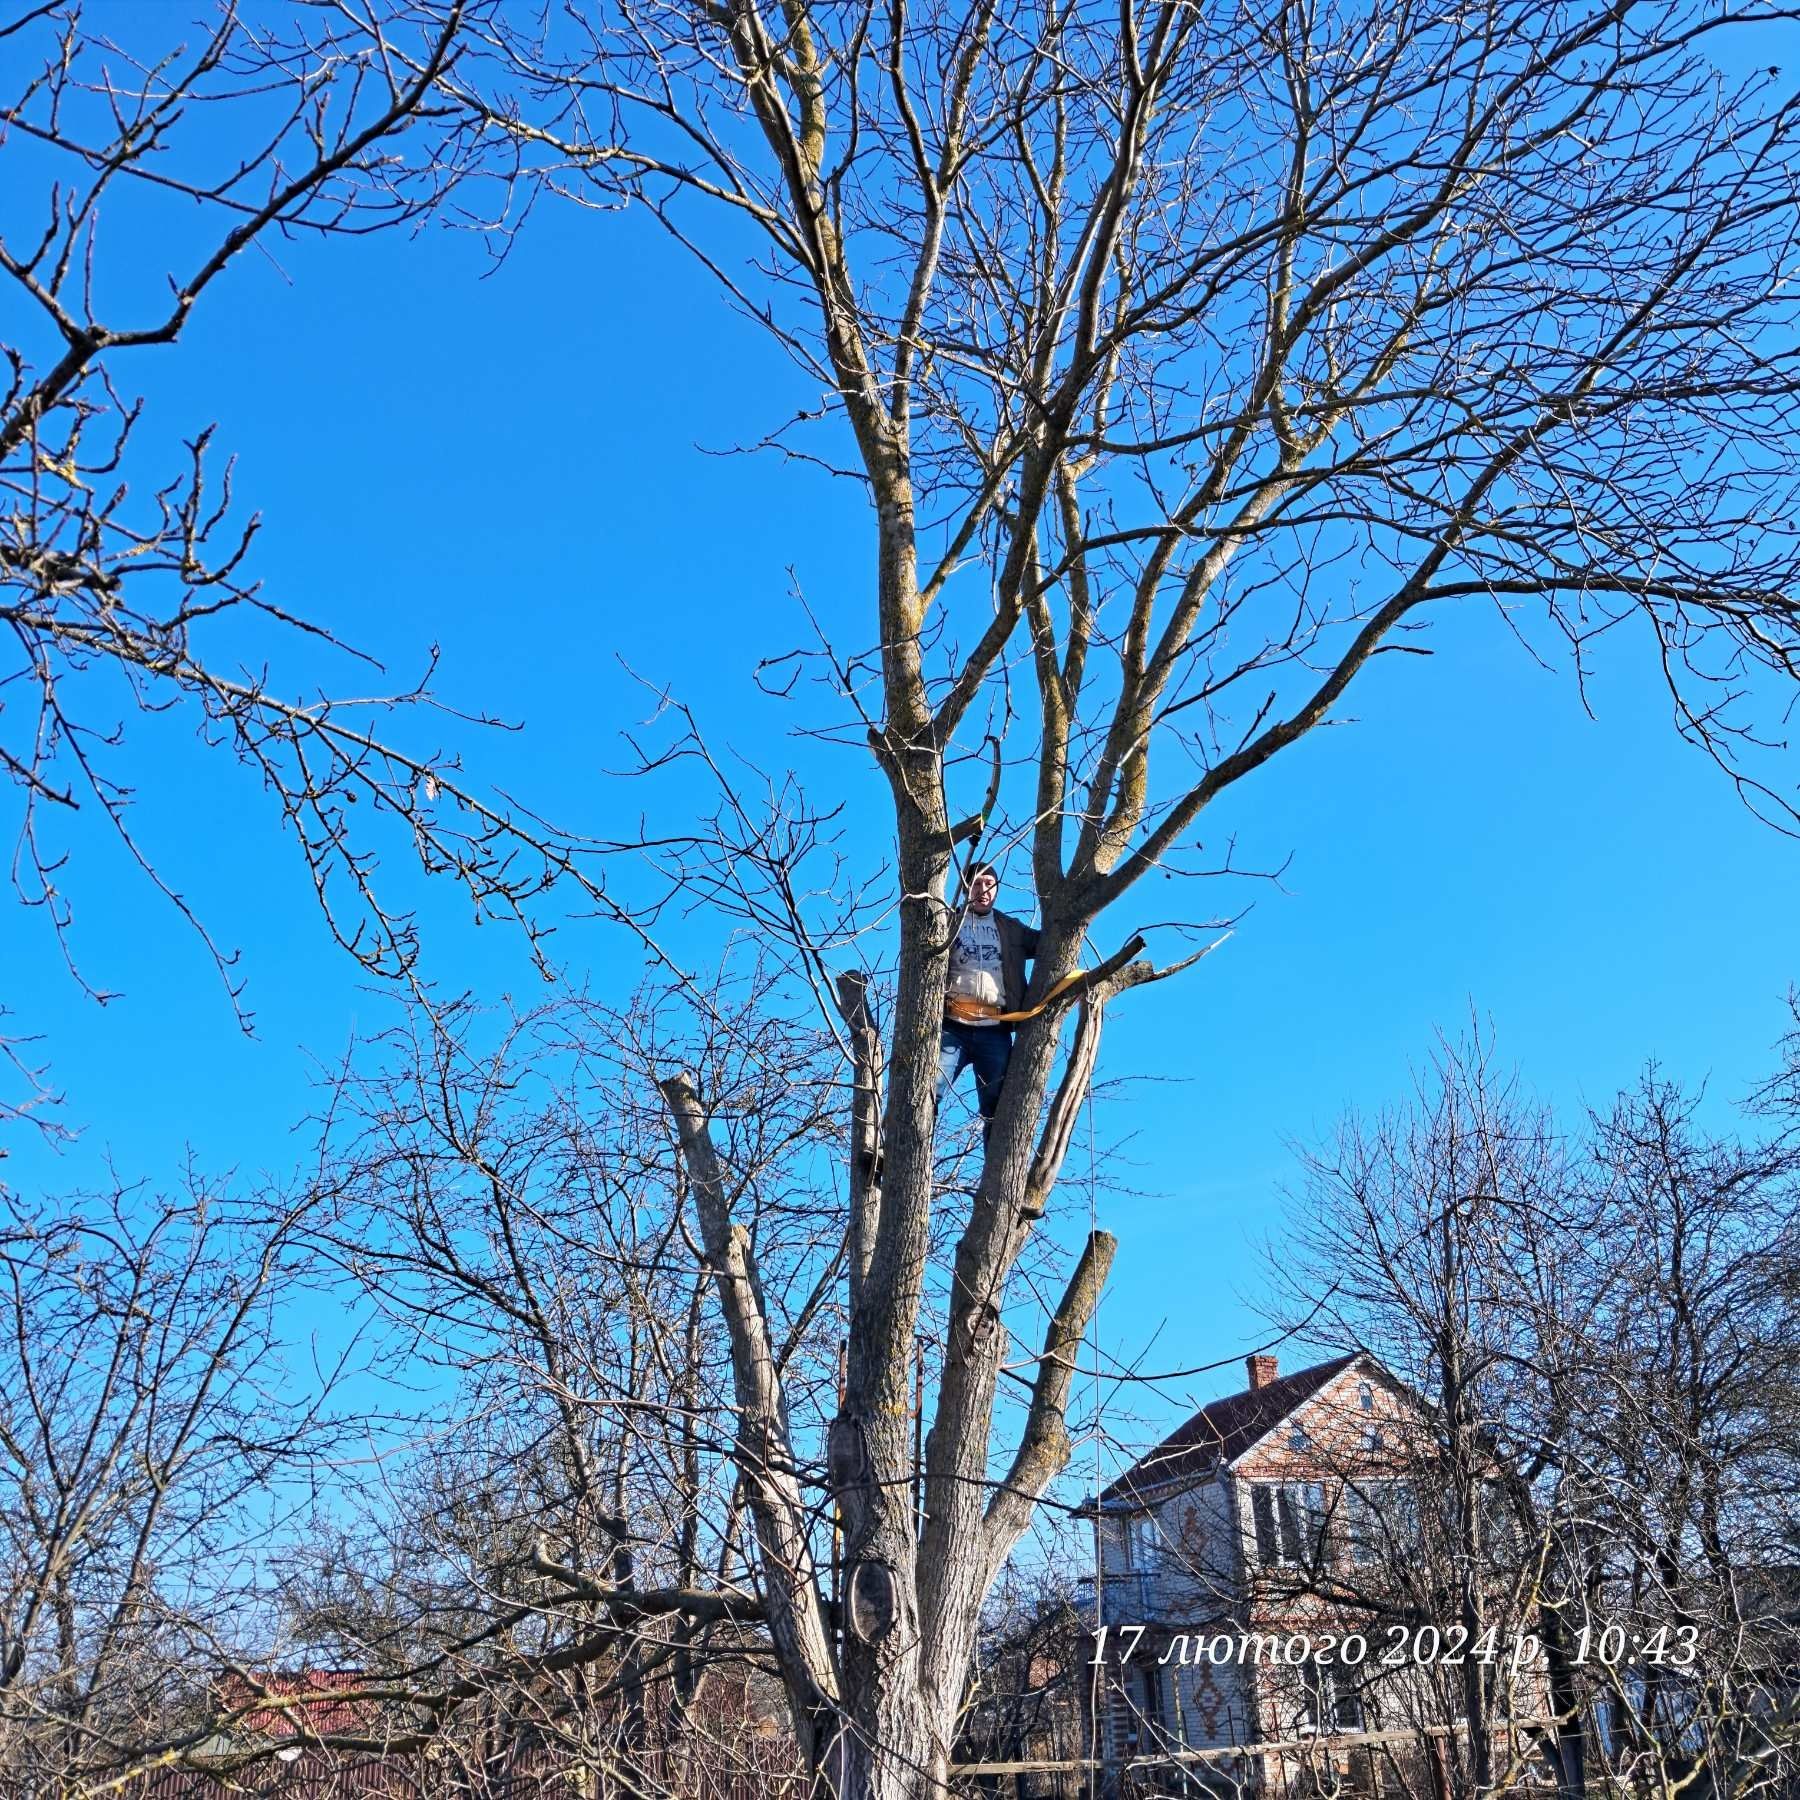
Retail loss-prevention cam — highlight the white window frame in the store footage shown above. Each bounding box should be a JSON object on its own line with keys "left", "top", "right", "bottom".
{"left": 1251, "top": 1481, "right": 1327, "bottom": 1567}
{"left": 1125, "top": 1511, "right": 1160, "bottom": 1569}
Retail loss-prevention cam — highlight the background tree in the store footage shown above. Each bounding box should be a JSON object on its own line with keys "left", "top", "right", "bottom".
{"left": 1265, "top": 1042, "right": 1578, "bottom": 1800}
{"left": 1276, "top": 1032, "right": 1800, "bottom": 1800}
{"left": 1580, "top": 1075, "right": 1800, "bottom": 1800}
{"left": 0, "top": 1177, "right": 346, "bottom": 1789}
{"left": 955, "top": 1568, "right": 1090, "bottom": 1797}
{"left": 0, "top": 3, "right": 684, "bottom": 1780}
{"left": 293, "top": 973, "right": 847, "bottom": 1786}
{"left": 0, "top": 0, "right": 613, "bottom": 1118}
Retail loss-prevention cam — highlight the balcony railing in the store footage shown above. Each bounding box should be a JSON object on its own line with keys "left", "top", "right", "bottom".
{"left": 1076, "top": 1569, "right": 1157, "bottom": 1623}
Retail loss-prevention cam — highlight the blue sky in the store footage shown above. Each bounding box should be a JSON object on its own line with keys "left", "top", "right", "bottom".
{"left": 4, "top": 45, "right": 1798, "bottom": 1465}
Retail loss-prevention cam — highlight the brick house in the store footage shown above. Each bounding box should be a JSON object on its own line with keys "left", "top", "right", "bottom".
{"left": 1086, "top": 1350, "right": 1434, "bottom": 1789}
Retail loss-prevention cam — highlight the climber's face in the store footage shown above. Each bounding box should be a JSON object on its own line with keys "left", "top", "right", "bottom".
{"left": 968, "top": 870, "right": 998, "bottom": 915}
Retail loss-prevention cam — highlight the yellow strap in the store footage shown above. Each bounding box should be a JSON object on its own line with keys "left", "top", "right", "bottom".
{"left": 945, "top": 970, "right": 1087, "bottom": 1028}
{"left": 993, "top": 969, "right": 1086, "bottom": 1023}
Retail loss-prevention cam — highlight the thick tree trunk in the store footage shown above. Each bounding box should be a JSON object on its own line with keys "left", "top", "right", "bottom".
{"left": 816, "top": 1671, "right": 951, "bottom": 1800}
{"left": 666, "top": 487, "right": 1125, "bottom": 1799}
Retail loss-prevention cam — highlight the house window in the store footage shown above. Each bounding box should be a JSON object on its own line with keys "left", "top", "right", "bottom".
{"left": 1251, "top": 1482, "right": 1326, "bottom": 1567}
{"left": 1341, "top": 1479, "right": 1424, "bottom": 1563}
{"left": 1111, "top": 1665, "right": 1164, "bottom": 1756}
{"left": 1124, "top": 1512, "right": 1158, "bottom": 1569}
{"left": 1341, "top": 1485, "right": 1380, "bottom": 1563}
{"left": 1391, "top": 1480, "right": 1423, "bottom": 1548}
{"left": 1300, "top": 1659, "right": 1367, "bottom": 1734}
{"left": 1358, "top": 1381, "right": 1375, "bottom": 1412}
{"left": 1139, "top": 1666, "right": 1165, "bottom": 1731}
{"left": 1288, "top": 1422, "right": 1313, "bottom": 1451}
{"left": 1363, "top": 1424, "right": 1383, "bottom": 1452}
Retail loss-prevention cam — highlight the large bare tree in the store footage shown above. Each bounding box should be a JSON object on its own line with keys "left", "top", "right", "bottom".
{"left": 285, "top": 0, "right": 1800, "bottom": 1790}
{"left": 15, "top": 0, "right": 1800, "bottom": 1789}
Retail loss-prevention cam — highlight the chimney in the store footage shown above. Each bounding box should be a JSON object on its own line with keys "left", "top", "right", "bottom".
{"left": 1246, "top": 1354, "right": 1279, "bottom": 1391}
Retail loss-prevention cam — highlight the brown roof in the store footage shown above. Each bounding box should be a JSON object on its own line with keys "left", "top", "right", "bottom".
{"left": 1099, "top": 1354, "right": 1363, "bottom": 1508}
{"left": 214, "top": 1669, "right": 378, "bottom": 1738}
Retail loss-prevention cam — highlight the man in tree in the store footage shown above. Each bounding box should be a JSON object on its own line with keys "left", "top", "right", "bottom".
{"left": 939, "top": 865, "right": 1039, "bottom": 1123}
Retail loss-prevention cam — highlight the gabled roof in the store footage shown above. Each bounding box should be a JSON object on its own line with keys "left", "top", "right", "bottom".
{"left": 1099, "top": 1353, "right": 1365, "bottom": 1509}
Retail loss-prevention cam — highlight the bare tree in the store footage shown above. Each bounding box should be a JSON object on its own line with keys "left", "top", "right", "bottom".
{"left": 0, "top": 972, "right": 846, "bottom": 1793}
{"left": 279, "top": 974, "right": 847, "bottom": 1785}
{"left": 0, "top": 0, "right": 622, "bottom": 1100}
{"left": 956, "top": 1567, "right": 1090, "bottom": 1797}
{"left": 245, "top": 0, "right": 1800, "bottom": 1790}
{"left": 1269, "top": 1037, "right": 1581, "bottom": 1800}
{"left": 16, "top": 0, "right": 1800, "bottom": 1790}
{"left": 1276, "top": 1032, "right": 1800, "bottom": 1800}
{"left": 1575, "top": 1074, "right": 1800, "bottom": 1800}
{"left": 301, "top": 0, "right": 1800, "bottom": 1789}
{"left": 0, "top": 1175, "right": 349, "bottom": 1789}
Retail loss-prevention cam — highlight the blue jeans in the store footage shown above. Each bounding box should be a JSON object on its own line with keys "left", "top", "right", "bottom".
{"left": 938, "top": 1021, "right": 1013, "bottom": 1120}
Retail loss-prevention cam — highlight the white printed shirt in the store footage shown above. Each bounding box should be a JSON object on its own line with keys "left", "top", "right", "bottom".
{"left": 948, "top": 911, "right": 1005, "bottom": 1023}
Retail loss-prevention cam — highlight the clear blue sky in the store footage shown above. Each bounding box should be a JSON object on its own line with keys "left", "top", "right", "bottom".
{"left": 5, "top": 76, "right": 1797, "bottom": 1456}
